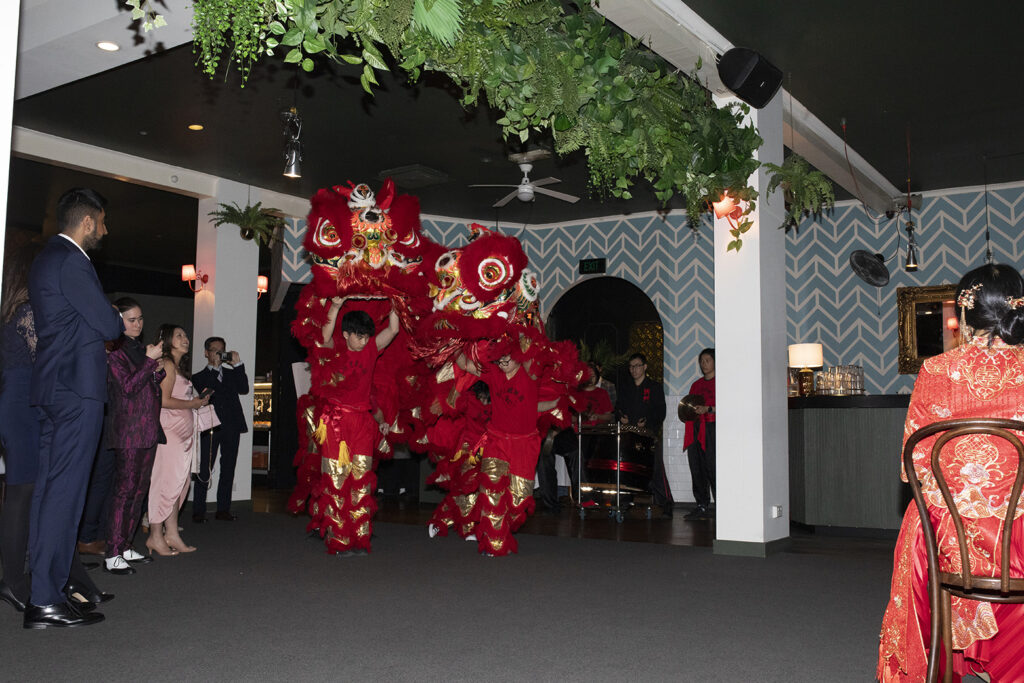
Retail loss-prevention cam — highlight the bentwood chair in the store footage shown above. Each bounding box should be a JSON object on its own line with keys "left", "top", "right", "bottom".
{"left": 903, "top": 418, "right": 1024, "bottom": 683}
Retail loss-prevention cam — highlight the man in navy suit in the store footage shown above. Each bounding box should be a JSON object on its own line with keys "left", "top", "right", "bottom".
{"left": 190, "top": 337, "right": 249, "bottom": 522}
{"left": 26, "top": 188, "right": 123, "bottom": 628}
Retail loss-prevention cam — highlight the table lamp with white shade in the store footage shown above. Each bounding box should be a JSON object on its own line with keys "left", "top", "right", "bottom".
{"left": 788, "top": 343, "right": 824, "bottom": 397}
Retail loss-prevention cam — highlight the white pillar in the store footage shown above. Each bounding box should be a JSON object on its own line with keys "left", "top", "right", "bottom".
{"left": 1, "top": 7, "right": 21, "bottom": 278}
{"left": 194, "top": 180, "right": 259, "bottom": 503}
{"left": 712, "top": 92, "right": 790, "bottom": 556}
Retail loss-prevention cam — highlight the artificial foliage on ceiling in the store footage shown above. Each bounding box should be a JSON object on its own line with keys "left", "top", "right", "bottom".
{"left": 129, "top": 0, "right": 834, "bottom": 242}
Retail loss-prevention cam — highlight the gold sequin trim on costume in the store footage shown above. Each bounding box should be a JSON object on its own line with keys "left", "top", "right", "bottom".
{"left": 481, "top": 457, "right": 509, "bottom": 479}
{"left": 322, "top": 456, "right": 351, "bottom": 489}
{"left": 351, "top": 454, "right": 373, "bottom": 479}
{"left": 508, "top": 474, "right": 533, "bottom": 502}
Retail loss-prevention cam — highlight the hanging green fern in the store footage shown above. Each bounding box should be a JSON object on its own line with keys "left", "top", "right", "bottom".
{"left": 764, "top": 154, "right": 836, "bottom": 231}
{"left": 208, "top": 202, "right": 284, "bottom": 248}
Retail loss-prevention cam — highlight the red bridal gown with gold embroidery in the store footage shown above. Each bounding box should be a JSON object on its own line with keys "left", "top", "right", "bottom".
{"left": 878, "top": 336, "right": 1024, "bottom": 682}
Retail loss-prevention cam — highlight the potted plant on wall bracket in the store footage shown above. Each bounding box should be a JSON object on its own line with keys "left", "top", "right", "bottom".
{"left": 207, "top": 201, "right": 284, "bottom": 248}
{"left": 764, "top": 154, "right": 835, "bottom": 231}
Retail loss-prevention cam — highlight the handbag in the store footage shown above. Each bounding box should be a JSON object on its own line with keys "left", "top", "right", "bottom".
{"left": 195, "top": 403, "right": 221, "bottom": 432}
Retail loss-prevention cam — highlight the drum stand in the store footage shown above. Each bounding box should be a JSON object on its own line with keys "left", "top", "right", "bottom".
{"left": 575, "top": 417, "right": 652, "bottom": 523}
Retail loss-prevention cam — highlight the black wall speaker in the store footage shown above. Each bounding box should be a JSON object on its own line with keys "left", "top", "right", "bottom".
{"left": 717, "top": 47, "right": 783, "bottom": 109}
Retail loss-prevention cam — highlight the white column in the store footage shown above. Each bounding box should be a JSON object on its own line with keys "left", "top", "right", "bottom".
{"left": 194, "top": 180, "right": 259, "bottom": 503}
{"left": 1, "top": 7, "right": 21, "bottom": 279}
{"left": 712, "top": 92, "right": 790, "bottom": 556}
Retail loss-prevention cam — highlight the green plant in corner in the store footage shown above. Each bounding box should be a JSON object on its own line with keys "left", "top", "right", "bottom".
{"left": 764, "top": 154, "right": 835, "bottom": 231}
{"left": 208, "top": 202, "right": 284, "bottom": 248}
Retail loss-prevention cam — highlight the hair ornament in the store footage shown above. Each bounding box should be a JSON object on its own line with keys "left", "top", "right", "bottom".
{"left": 1007, "top": 296, "right": 1024, "bottom": 310}
{"left": 957, "top": 283, "right": 983, "bottom": 310}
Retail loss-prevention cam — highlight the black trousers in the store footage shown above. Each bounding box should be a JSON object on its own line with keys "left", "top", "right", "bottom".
{"left": 194, "top": 427, "right": 241, "bottom": 514}
{"left": 686, "top": 422, "right": 716, "bottom": 509}
{"left": 78, "top": 446, "right": 115, "bottom": 543}
{"left": 535, "top": 428, "right": 580, "bottom": 509}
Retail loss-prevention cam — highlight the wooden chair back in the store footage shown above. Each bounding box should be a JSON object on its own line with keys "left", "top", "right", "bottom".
{"left": 903, "top": 417, "right": 1024, "bottom": 683}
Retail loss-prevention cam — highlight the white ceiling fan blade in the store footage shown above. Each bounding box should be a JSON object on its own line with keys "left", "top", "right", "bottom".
{"left": 533, "top": 187, "right": 580, "bottom": 203}
{"left": 530, "top": 177, "right": 561, "bottom": 187}
{"left": 493, "top": 190, "right": 520, "bottom": 208}
{"left": 469, "top": 183, "right": 517, "bottom": 188}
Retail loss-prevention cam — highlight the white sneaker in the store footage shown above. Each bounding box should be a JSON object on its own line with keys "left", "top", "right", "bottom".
{"left": 465, "top": 534, "right": 477, "bottom": 541}
{"left": 122, "top": 548, "right": 148, "bottom": 562}
{"left": 428, "top": 523, "right": 439, "bottom": 538}
{"left": 103, "top": 555, "right": 136, "bottom": 574}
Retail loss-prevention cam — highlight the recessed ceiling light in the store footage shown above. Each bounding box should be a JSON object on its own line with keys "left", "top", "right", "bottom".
{"left": 187, "top": 124, "right": 204, "bottom": 131}
{"left": 96, "top": 41, "right": 120, "bottom": 52}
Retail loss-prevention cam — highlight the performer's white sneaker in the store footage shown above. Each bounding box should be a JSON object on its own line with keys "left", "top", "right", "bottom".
{"left": 465, "top": 534, "right": 476, "bottom": 541}
{"left": 428, "top": 524, "right": 439, "bottom": 538}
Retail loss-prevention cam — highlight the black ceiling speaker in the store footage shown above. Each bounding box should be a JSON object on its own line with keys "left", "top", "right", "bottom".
{"left": 717, "top": 47, "right": 783, "bottom": 109}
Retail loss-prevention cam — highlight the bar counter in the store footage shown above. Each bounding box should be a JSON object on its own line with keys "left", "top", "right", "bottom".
{"left": 788, "top": 394, "right": 911, "bottom": 531}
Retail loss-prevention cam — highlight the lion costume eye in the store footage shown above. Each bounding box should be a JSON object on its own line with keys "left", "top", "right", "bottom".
{"left": 477, "top": 257, "right": 509, "bottom": 291}
{"left": 351, "top": 234, "right": 367, "bottom": 249}
{"left": 315, "top": 218, "right": 341, "bottom": 247}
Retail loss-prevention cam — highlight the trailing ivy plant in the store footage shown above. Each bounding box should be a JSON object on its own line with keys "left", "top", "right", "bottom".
{"left": 138, "top": 0, "right": 832, "bottom": 248}
{"left": 208, "top": 202, "right": 284, "bottom": 247}
{"left": 763, "top": 154, "right": 836, "bottom": 231}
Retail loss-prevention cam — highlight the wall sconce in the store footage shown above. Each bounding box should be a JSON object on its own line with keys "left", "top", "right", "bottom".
{"left": 946, "top": 315, "right": 959, "bottom": 331}
{"left": 788, "top": 343, "right": 823, "bottom": 397}
{"left": 257, "top": 275, "right": 269, "bottom": 299}
{"left": 182, "top": 264, "right": 208, "bottom": 292}
{"left": 282, "top": 107, "right": 302, "bottom": 178}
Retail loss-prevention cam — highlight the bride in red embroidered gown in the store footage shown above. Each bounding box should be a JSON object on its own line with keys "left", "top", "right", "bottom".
{"left": 878, "top": 264, "right": 1024, "bottom": 682}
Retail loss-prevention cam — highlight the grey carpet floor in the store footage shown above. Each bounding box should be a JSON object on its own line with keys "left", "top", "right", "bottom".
{"left": 0, "top": 511, "right": 894, "bottom": 682}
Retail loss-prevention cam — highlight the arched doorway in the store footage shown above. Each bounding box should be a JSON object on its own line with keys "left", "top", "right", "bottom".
{"left": 546, "top": 276, "right": 663, "bottom": 388}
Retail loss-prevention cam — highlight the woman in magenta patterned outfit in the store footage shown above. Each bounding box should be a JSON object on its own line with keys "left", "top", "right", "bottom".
{"left": 102, "top": 297, "right": 165, "bottom": 575}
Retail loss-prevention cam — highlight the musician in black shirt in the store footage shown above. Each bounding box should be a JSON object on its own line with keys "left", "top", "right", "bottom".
{"left": 615, "top": 353, "right": 673, "bottom": 516}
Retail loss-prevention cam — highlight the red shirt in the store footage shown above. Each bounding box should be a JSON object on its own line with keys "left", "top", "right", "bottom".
{"left": 481, "top": 364, "right": 538, "bottom": 435}
{"left": 683, "top": 375, "right": 715, "bottom": 449}
{"left": 580, "top": 387, "right": 613, "bottom": 426}
{"left": 330, "top": 341, "right": 379, "bottom": 410}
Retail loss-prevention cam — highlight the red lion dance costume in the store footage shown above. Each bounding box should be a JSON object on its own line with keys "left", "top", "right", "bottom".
{"left": 290, "top": 180, "right": 584, "bottom": 555}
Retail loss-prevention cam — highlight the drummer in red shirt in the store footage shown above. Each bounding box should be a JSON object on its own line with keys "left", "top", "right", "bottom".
{"left": 683, "top": 348, "right": 716, "bottom": 521}
{"left": 457, "top": 341, "right": 557, "bottom": 556}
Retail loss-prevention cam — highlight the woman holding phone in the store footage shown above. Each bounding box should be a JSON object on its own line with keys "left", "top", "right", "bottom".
{"left": 146, "top": 325, "right": 209, "bottom": 556}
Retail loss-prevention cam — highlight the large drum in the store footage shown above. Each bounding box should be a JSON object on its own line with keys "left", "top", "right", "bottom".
{"left": 581, "top": 423, "right": 655, "bottom": 493}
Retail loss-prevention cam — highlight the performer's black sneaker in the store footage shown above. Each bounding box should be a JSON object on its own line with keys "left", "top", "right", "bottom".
{"left": 684, "top": 506, "right": 708, "bottom": 520}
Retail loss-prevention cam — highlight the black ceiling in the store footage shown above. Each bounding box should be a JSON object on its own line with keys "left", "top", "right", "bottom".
{"left": 11, "top": 1, "right": 1024, "bottom": 275}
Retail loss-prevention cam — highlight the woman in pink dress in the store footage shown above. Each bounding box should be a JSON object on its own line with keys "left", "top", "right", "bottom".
{"left": 146, "top": 325, "right": 209, "bottom": 556}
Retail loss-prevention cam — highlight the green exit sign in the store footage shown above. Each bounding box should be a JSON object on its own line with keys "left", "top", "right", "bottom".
{"left": 579, "top": 258, "right": 606, "bottom": 274}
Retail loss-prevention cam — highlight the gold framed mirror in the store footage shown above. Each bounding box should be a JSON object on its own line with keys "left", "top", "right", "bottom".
{"left": 897, "top": 284, "right": 958, "bottom": 374}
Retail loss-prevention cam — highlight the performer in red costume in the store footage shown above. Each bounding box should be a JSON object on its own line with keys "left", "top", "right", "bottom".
{"left": 427, "top": 380, "right": 490, "bottom": 540}
{"left": 309, "top": 295, "right": 399, "bottom": 555}
{"left": 878, "top": 264, "right": 1024, "bottom": 682}
{"left": 457, "top": 340, "right": 557, "bottom": 556}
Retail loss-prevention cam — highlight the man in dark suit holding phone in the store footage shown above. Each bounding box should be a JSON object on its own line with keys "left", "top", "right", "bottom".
{"left": 190, "top": 337, "right": 249, "bottom": 522}
{"left": 26, "top": 188, "right": 123, "bottom": 628}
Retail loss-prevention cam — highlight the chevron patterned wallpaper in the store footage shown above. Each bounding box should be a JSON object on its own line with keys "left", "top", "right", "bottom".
{"left": 787, "top": 182, "right": 1024, "bottom": 395}
{"left": 281, "top": 181, "right": 1024, "bottom": 396}
{"left": 278, "top": 181, "right": 1024, "bottom": 500}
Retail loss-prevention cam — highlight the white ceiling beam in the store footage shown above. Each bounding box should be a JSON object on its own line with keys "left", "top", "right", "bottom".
{"left": 593, "top": 0, "right": 901, "bottom": 214}
{"left": 16, "top": 0, "right": 194, "bottom": 99}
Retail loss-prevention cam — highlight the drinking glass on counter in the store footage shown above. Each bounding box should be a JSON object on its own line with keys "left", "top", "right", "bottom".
{"left": 813, "top": 365, "right": 865, "bottom": 395}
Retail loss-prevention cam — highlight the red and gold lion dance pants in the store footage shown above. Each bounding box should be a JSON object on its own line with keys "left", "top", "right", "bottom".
{"left": 475, "top": 428, "right": 540, "bottom": 556}
{"left": 428, "top": 445, "right": 482, "bottom": 539}
{"left": 307, "top": 403, "right": 379, "bottom": 553}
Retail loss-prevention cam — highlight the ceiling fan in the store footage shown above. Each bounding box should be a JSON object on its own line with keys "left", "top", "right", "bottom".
{"left": 470, "top": 162, "right": 581, "bottom": 208}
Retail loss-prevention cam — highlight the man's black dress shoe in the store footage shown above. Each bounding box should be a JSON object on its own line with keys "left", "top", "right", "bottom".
{"left": 192, "top": 514, "right": 207, "bottom": 523}
{"left": 0, "top": 581, "right": 27, "bottom": 613}
{"left": 65, "top": 580, "right": 114, "bottom": 604}
{"left": 215, "top": 511, "right": 238, "bottom": 521}
{"left": 24, "top": 601, "right": 104, "bottom": 629}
